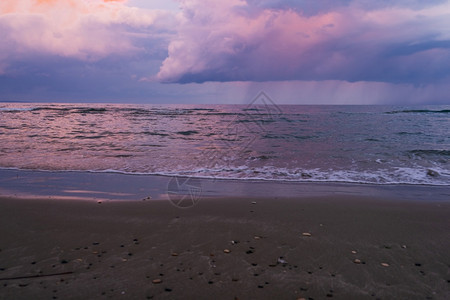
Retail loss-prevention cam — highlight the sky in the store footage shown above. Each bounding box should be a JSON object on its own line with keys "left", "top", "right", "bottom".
{"left": 0, "top": 0, "right": 449, "bottom": 104}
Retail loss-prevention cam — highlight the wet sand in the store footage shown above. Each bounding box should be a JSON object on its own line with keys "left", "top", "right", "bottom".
{"left": 0, "top": 194, "right": 449, "bottom": 299}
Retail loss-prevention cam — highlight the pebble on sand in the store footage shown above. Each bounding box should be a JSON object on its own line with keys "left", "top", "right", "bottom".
{"left": 152, "top": 279, "right": 162, "bottom": 284}
{"left": 302, "top": 232, "right": 312, "bottom": 237}
{"left": 223, "top": 249, "right": 231, "bottom": 253}
{"left": 351, "top": 250, "right": 357, "bottom": 254}
{"left": 277, "top": 257, "right": 287, "bottom": 264}
{"left": 354, "top": 259, "right": 362, "bottom": 264}
{"left": 171, "top": 253, "right": 178, "bottom": 256}
{"left": 381, "top": 263, "right": 390, "bottom": 267}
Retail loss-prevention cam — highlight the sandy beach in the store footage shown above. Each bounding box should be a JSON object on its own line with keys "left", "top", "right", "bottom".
{"left": 0, "top": 187, "right": 449, "bottom": 299}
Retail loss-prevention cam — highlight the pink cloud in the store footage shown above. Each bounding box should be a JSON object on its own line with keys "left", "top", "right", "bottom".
{"left": 156, "top": 0, "right": 450, "bottom": 84}
{"left": 0, "top": 0, "right": 174, "bottom": 73}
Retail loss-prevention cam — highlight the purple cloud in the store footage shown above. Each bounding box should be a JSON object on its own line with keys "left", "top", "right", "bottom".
{"left": 156, "top": 0, "right": 450, "bottom": 84}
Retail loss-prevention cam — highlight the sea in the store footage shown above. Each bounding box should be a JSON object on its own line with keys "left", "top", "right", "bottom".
{"left": 0, "top": 102, "right": 449, "bottom": 187}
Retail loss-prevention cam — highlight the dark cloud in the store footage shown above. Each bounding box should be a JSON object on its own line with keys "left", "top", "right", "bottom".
{"left": 156, "top": 0, "right": 450, "bottom": 85}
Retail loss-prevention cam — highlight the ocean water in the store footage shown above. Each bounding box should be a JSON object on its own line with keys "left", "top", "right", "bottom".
{"left": 0, "top": 102, "right": 449, "bottom": 186}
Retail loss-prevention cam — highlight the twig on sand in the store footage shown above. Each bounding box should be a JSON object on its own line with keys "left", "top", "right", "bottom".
{"left": 0, "top": 271, "right": 74, "bottom": 281}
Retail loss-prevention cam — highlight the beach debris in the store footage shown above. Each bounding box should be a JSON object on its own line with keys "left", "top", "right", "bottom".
{"left": 353, "top": 259, "right": 362, "bottom": 264}
{"left": 381, "top": 263, "right": 390, "bottom": 267}
{"left": 0, "top": 272, "right": 73, "bottom": 281}
{"left": 302, "top": 232, "right": 312, "bottom": 237}
{"left": 152, "top": 279, "right": 162, "bottom": 284}
{"left": 301, "top": 172, "right": 312, "bottom": 179}
{"left": 426, "top": 169, "right": 439, "bottom": 177}
{"left": 223, "top": 249, "right": 231, "bottom": 253}
{"left": 277, "top": 257, "right": 287, "bottom": 264}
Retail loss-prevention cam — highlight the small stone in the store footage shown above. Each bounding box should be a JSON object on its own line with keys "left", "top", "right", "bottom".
{"left": 171, "top": 253, "right": 178, "bottom": 256}
{"left": 251, "top": 201, "right": 257, "bottom": 204}
{"left": 302, "top": 232, "right": 312, "bottom": 237}
{"left": 351, "top": 250, "right": 357, "bottom": 254}
{"left": 354, "top": 259, "right": 362, "bottom": 264}
{"left": 427, "top": 169, "right": 439, "bottom": 177}
{"left": 152, "top": 279, "right": 162, "bottom": 284}
{"left": 223, "top": 249, "right": 231, "bottom": 254}
{"left": 381, "top": 263, "right": 390, "bottom": 267}
{"left": 401, "top": 245, "right": 407, "bottom": 249}
{"left": 254, "top": 236, "right": 261, "bottom": 240}
{"left": 277, "top": 257, "right": 287, "bottom": 264}
{"left": 97, "top": 200, "right": 102, "bottom": 204}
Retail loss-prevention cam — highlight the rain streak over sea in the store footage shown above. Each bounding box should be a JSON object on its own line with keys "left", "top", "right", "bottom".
{"left": 0, "top": 101, "right": 449, "bottom": 186}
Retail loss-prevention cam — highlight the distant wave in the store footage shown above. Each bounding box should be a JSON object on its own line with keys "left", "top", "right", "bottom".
{"left": 409, "top": 149, "right": 450, "bottom": 157}
{"left": 386, "top": 109, "right": 450, "bottom": 114}
{"left": 0, "top": 107, "right": 34, "bottom": 112}
{"left": 31, "top": 107, "right": 108, "bottom": 114}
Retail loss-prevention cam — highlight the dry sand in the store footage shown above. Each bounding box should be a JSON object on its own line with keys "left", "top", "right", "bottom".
{"left": 0, "top": 194, "right": 449, "bottom": 300}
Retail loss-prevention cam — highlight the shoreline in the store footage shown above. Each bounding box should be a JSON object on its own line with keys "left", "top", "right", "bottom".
{"left": 1, "top": 169, "right": 449, "bottom": 203}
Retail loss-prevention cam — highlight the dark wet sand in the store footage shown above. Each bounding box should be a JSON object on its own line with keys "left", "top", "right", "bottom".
{"left": 0, "top": 194, "right": 449, "bottom": 300}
